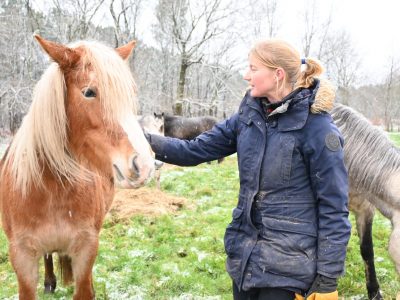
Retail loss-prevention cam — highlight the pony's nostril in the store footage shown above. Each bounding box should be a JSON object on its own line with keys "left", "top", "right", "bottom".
{"left": 131, "top": 155, "right": 140, "bottom": 177}
{"left": 113, "top": 164, "right": 125, "bottom": 181}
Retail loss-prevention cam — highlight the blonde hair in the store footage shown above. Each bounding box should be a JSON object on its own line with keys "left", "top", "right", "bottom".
{"left": 249, "top": 39, "right": 324, "bottom": 90}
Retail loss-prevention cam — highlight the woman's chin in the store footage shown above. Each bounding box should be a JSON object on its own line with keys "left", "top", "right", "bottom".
{"left": 250, "top": 90, "right": 262, "bottom": 98}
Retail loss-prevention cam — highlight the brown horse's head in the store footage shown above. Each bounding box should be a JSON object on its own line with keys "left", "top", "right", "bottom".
{"left": 35, "top": 35, "right": 155, "bottom": 189}
{"left": 3, "top": 36, "right": 155, "bottom": 194}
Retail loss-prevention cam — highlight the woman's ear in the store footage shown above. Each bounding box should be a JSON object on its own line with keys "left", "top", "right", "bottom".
{"left": 276, "top": 68, "right": 285, "bottom": 81}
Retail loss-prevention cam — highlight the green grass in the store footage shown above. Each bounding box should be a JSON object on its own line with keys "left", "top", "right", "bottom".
{"left": 388, "top": 132, "right": 400, "bottom": 146}
{"left": 1, "top": 150, "right": 400, "bottom": 299}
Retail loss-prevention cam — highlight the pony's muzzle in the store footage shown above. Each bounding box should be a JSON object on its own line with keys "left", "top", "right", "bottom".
{"left": 130, "top": 154, "right": 141, "bottom": 178}
{"left": 112, "top": 153, "right": 154, "bottom": 188}
{"left": 113, "top": 164, "right": 125, "bottom": 182}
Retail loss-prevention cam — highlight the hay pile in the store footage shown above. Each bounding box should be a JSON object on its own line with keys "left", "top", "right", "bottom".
{"left": 108, "top": 186, "right": 186, "bottom": 219}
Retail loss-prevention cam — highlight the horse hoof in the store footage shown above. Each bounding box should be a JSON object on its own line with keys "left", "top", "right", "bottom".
{"left": 44, "top": 284, "right": 56, "bottom": 293}
{"left": 370, "top": 290, "right": 383, "bottom": 300}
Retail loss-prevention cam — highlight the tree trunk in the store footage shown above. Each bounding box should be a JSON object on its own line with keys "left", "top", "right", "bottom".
{"left": 174, "top": 59, "right": 188, "bottom": 115}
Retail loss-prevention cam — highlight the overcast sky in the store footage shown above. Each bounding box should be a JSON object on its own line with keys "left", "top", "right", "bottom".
{"left": 31, "top": 0, "right": 400, "bottom": 83}
{"left": 275, "top": 0, "right": 400, "bottom": 82}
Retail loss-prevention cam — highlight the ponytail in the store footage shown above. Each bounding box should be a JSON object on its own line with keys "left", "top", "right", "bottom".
{"left": 294, "top": 58, "right": 324, "bottom": 89}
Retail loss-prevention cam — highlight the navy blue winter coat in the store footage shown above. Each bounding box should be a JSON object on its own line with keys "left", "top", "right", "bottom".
{"left": 147, "top": 79, "right": 351, "bottom": 293}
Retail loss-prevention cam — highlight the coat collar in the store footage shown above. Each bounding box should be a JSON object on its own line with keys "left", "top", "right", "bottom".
{"left": 245, "top": 92, "right": 265, "bottom": 117}
{"left": 243, "top": 78, "right": 336, "bottom": 132}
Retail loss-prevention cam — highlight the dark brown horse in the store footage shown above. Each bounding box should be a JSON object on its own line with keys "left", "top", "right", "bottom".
{"left": 162, "top": 114, "right": 218, "bottom": 140}
{"left": 0, "top": 35, "right": 155, "bottom": 299}
{"left": 160, "top": 114, "right": 224, "bottom": 163}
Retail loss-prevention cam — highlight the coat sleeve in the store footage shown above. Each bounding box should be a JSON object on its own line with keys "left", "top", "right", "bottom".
{"left": 147, "top": 114, "right": 238, "bottom": 166}
{"left": 306, "top": 114, "right": 351, "bottom": 278}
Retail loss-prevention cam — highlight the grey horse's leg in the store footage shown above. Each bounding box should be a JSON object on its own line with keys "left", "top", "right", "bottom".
{"left": 389, "top": 211, "right": 400, "bottom": 298}
{"left": 350, "top": 196, "right": 383, "bottom": 300}
{"left": 44, "top": 253, "right": 57, "bottom": 293}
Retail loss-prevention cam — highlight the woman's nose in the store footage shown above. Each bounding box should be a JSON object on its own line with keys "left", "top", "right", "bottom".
{"left": 243, "top": 70, "right": 250, "bottom": 81}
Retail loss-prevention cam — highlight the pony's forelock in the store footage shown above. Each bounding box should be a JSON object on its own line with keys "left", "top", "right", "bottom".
{"left": 78, "top": 41, "right": 138, "bottom": 123}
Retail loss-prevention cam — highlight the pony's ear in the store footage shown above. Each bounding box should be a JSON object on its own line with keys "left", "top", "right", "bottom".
{"left": 116, "top": 40, "right": 136, "bottom": 61}
{"left": 34, "top": 34, "right": 80, "bottom": 70}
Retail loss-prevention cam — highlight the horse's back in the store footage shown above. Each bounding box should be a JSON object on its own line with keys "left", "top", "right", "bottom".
{"left": 164, "top": 115, "right": 217, "bottom": 139}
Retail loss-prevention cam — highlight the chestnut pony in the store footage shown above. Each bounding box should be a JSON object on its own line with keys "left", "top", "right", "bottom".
{"left": 0, "top": 35, "right": 155, "bottom": 299}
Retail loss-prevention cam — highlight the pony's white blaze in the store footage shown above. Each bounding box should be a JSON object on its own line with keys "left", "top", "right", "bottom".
{"left": 113, "top": 115, "right": 155, "bottom": 188}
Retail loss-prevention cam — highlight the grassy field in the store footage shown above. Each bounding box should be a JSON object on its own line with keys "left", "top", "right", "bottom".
{"left": 0, "top": 136, "right": 400, "bottom": 299}
{"left": 388, "top": 132, "right": 400, "bottom": 146}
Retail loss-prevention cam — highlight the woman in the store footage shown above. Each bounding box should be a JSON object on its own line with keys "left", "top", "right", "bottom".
{"left": 146, "top": 39, "right": 350, "bottom": 300}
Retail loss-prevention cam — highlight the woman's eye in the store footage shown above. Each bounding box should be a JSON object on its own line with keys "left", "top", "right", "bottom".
{"left": 82, "top": 88, "right": 96, "bottom": 98}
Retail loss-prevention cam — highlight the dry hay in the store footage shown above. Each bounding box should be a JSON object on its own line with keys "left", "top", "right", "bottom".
{"left": 108, "top": 186, "right": 186, "bottom": 220}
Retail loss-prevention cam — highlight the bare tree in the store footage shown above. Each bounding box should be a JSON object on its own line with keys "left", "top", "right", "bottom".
{"left": 301, "top": 0, "right": 333, "bottom": 58}
{"left": 246, "top": 0, "right": 279, "bottom": 39}
{"left": 0, "top": 1, "right": 44, "bottom": 133}
{"left": 382, "top": 57, "right": 400, "bottom": 130}
{"left": 155, "top": 0, "right": 235, "bottom": 115}
{"left": 109, "top": 0, "right": 142, "bottom": 47}
{"left": 323, "top": 30, "right": 361, "bottom": 106}
{"left": 49, "top": 0, "right": 106, "bottom": 41}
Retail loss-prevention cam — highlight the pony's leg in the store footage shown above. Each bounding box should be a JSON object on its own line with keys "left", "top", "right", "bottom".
{"left": 351, "top": 196, "right": 383, "bottom": 300}
{"left": 9, "top": 240, "right": 40, "bottom": 300}
{"left": 70, "top": 235, "right": 99, "bottom": 300}
{"left": 44, "top": 253, "right": 57, "bottom": 293}
{"left": 155, "top": 169, "right": 161, "bottom": 189}
{"left": 389, "top": 211, "right": 400, "bottom": 274}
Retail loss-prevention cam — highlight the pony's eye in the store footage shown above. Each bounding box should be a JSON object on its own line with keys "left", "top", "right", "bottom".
{"left": 82, "top": 88, "right": 96, "bottom": 98}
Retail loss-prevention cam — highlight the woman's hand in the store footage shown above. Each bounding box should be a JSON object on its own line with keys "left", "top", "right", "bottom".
{"left": 294, "top": 274, "right": 338, "bottom": 300}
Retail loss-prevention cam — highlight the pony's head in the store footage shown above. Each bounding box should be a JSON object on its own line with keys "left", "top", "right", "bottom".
{"left": 35, "top": 35, "right": 156, "bottom": 189}
{"left": 3, "top": 35, "right": 155, "bottom": 194}
{"left": 153, "top": 112, "right": 165, "bottom": 135}
{"left": 138, "top": 114, "right": 164, "bottom": 136}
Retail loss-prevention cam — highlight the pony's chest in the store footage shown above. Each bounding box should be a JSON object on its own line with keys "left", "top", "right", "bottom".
{"left": 35, "top": 192, "right": 110, "bottom": 252}
{"left": 36, "top": 220, "right": 79, "bottom": 252}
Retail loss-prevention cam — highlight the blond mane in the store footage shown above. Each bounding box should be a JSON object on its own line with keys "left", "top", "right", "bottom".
{"left": 2, "top": 41, "right": 138, "bottom": 196}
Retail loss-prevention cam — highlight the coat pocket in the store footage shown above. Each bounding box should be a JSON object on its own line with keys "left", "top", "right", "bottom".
{"left": 224, "top": 207, "right": 243, "bottom": 258}
{"left": 261, "top": 135, "right": 295, "bottom": 187}
{"left": 258, "top": 215, "right": 317, "bottom": 283}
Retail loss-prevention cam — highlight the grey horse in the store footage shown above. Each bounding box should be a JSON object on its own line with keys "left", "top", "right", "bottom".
{"left": 331, "top": 104, "right": 400, "bottom": 300}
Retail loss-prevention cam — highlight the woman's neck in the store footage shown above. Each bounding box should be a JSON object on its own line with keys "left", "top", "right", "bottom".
{"left": 267, "top": 86, "right": 294, "bottom": 103}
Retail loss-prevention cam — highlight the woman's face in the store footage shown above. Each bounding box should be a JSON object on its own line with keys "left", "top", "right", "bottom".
{"left": 243, "top": 54, "right": 277, "bottom": 98}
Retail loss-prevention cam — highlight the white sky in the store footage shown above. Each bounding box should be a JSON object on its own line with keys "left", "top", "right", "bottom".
{"left": 272, "top": 0, "right": 400, "bottom": 82}
{"left": 31, "top": 0, "right": 400, "bottom": 83}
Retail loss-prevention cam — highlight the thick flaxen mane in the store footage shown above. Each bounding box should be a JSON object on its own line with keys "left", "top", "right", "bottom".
{"left": 2, "top": 41, "right": 138, "bottom": 196}
{"left": 331, "top": 104, "right": 400, "bottom": 197}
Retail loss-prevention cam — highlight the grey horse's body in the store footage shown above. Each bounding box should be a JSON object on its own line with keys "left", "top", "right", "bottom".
{"left": 331, "top": 104, "right": 400, "bottom": 300}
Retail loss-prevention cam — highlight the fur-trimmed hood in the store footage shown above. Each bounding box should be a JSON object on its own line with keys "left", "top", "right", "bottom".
{"left": 310, "top": 78, "right": 336, "bottom": 114}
